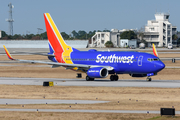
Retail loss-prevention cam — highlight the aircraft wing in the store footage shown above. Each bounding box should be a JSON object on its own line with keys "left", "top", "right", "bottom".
{"left": 3, "top": 46, "right": 114, "bottom": 71}
{"left": 13, "top": 52, "right": 55, "bottom": 57}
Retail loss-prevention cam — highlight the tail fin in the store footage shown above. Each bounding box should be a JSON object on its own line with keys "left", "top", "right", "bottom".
{"left": 44, "top": 13, "right": 78, "bottom": 63}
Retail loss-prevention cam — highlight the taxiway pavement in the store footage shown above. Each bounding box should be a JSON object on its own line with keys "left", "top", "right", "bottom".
{"left": 0, "top": 99, "right": 108, "bottom": 105}
{"left": 0, "top": 108, "right": 180, "bottom": 114}
{"left": 0, "top": 77, "right": 180, "bottom": 88}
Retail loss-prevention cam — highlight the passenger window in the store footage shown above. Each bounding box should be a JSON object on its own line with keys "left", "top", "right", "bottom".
{"left": 133, "top": 59, "right": 137, "bottom": 62}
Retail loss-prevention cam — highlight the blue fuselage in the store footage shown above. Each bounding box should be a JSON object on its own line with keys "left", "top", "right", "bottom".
{"left": 69, "top": 51, "right": 165, "bottom": 75}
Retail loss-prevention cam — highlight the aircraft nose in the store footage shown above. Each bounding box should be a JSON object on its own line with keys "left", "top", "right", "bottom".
{"left": 156, "top": 61, "right": 165, "bottom": 71}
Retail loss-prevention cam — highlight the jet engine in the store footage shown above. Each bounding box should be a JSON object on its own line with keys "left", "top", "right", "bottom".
{"left": 87, "top": 67, "right": 108, "bottom": 78}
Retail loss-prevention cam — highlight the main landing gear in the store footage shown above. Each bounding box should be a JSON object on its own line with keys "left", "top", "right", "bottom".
{"left": 86, "top": 76, "right": 94, "bottom": 81}
{"left": 110, "top": 75, "right": 119, "bottom": 81}
{"left": 146, "top": 76, "right": 151, "bottom": 81}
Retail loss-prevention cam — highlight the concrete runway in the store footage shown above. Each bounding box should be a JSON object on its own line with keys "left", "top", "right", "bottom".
{"left": 0, "top": 77, "right": 180, "bottom": 88}
{"left": 0, "top": 108, "right": 179, "bottom": 114}
{"left": 0, "top": 77, "right": 179, "bottom": 114}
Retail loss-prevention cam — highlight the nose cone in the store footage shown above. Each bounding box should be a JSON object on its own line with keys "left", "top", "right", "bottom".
{"left": 156, "top": 61, "right": 165, "bottom": 72}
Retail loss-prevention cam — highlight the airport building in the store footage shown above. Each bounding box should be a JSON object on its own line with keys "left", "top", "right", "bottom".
{"left": 89, "top": 12, "right": 178, "bottom": 48}
{"left": 89, "top": 29, "right": 137, "bottom": 48}
{"left": 143, "top": 13, "right": 177, "bottom": 47}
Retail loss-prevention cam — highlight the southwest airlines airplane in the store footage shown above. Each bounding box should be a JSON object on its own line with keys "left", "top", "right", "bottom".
{"left": 3, "top": 13, "right": 165, "bottom": 81}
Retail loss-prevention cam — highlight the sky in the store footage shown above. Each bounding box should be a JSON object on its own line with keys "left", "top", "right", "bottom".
{"left": 0, "top": 0, "right": 179, "bottom": 35}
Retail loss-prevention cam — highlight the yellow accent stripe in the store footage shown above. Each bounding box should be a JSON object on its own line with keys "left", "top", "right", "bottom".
{"left": 45, "top": 13, "right": 73, "bottom": 64}
{"left": 152, "top": 44, "right": 158, "bottom": 57}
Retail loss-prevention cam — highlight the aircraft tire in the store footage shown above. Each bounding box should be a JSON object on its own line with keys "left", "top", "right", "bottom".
{"left": 90, "top": 78, "right": 94, "bottom": 81}
{"left": 110, "top": 75, "right": 119, "bottom": 81}
{"left": 86, "top": 76, "right": 94, "bottom": 81}
{"left": 115, "top": 75, "right": 119, "bottom": 81}
{"left": 146, "top": 77, "right": 151, "bottom": 81}
{"left": 110, "top": 75, "right": 114, "bottom": 81}
{"left": 86, "top": 76, "right": 90, "bottom": 81}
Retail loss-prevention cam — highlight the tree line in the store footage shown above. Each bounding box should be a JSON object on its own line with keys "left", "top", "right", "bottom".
{"left": 0, "top": 30, "right": 110, "bottom": 40}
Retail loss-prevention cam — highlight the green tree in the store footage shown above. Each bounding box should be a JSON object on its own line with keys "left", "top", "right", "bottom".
{"left": 172, "top": 34, "right": 178, "bottom": 40}
{"left": 41, "top": 32, "right": 47, "bottom": 39}
{"left": 31, "top": 35, "right": 41, "bottom": 40}
{"left": 1, "top": 31, "right": 8, "bottom": 38}
{"left": 61, "top": 32, "right": 69, "bottom": 40}
{"left": 12, "top": 34, "right": 23, "bottom": 39}
{"left": 72, "top": 30, "right": 78, "bottom": 38}
{"left": 7, "top": 35, "right": 13, "bottom": 39}
{"left": 25, "top": 34, "right": 35, "bottom": 39}
{"left": 88, "top": 30, "right": 96, "bottom": 37}
{"left": 78, "top": 30, "right": 87, "bottom": 39}
{"left": 105, "top": 41, "right": 113, "bottom": 47}
{"left": 120, "top": 31, "right": 137, "bottom": 40}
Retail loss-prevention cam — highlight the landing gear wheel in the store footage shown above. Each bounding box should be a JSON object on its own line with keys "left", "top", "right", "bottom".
{"left": 86, "top": 76, "right": 94, "bottom": 81}
{"left": 110, "top": 75, "right": 114, "bottom": 81}
{"left": 90, "top": 78, "right": 94, "bottom": 81}
{"left": 115, "top": 75, "right": 118, "bottom": 81}
{"left": 115, "top": 75, "right": 119, "bottom": 81}
{"left": 146, "top": 77, "right": 151, "bottom": 81}
{"left": 110, "top": 75, "right": 119, "bottom": 81}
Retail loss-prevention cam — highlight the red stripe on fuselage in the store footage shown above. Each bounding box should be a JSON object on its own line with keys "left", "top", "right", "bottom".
{"left": 44, "top": 14, "right": 65, "bottom": 63}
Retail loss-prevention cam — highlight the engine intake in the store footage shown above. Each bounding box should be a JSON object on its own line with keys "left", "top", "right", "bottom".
{"left": 87, "top": 67, "right": 108, "bottom": 78}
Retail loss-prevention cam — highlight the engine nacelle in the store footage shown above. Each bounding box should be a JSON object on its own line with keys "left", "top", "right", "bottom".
{"left": 130, "top": 74, "right": 147, "bottom": 77}
{"left": 87, "top": 67, "right": 108, "bottom": 78}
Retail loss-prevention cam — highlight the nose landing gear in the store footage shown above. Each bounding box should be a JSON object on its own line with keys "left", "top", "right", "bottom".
{"left": 110, "top": 75, "right": 119, "bottom": 81}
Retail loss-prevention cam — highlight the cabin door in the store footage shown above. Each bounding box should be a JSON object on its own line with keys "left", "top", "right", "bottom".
{"left": 138, "top": 56, "right": 143, "bottom": 66}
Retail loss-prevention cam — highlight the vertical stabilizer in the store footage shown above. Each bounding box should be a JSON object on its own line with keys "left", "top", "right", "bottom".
{"left": 44, "top": 13, "right": 75, "bottom": 64}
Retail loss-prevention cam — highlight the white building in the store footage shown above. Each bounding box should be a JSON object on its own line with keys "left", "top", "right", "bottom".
{"left": 89, "top": 32, "right": 110, "bottom": 47}
{"left": 90, "top": 29, "right": 137, "bottom": 48}
{"left": 120, "top": 39, "right": 137, "bottom": 48}
{"left": 143, "top": 13, "right": 177, "bottom": 47}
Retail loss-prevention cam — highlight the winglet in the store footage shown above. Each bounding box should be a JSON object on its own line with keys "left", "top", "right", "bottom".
{"left": 3, "top": 45, "right": 14, "bottom": 60}
{"left": 152, "top": 44, "right": 158, "bottom": 57}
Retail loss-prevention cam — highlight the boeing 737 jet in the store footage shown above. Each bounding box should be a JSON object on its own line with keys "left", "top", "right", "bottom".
{"left": 3, "top": 13, "right": 165, "bottom": 81}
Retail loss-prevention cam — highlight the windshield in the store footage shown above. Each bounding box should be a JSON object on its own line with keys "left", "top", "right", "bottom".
{"left": 148, "top": 58, "right": 160, "bottom": 61}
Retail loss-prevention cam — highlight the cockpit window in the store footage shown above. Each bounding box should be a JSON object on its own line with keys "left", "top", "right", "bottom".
{"left": 148, "top": 58, "right": 160, "bottom": 61}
